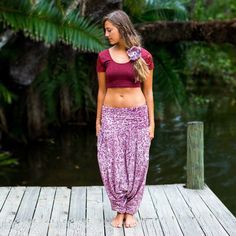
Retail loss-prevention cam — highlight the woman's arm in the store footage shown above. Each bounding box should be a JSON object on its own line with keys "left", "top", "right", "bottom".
{"left": 96, "top": 72, "right": 107, "bottom": 136}
{"left": 143, "top": 69, "right": 155, "bottom": 140}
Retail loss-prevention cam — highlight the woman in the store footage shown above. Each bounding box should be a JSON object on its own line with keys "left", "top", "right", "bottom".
{"left": 96, "top": 10, "right": 154, "bottom": 228}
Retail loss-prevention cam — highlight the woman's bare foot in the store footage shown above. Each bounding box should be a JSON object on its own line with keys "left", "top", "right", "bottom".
{"left": 111, "top": 212, "right": 125, "bottom": 228}
{"left": 124, "top": 213, "right": 137, "bottom": 228}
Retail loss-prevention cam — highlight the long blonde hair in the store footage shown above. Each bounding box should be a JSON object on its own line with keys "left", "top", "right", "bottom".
{"left": 102, "top": 10, "right": 149, "bottom": 82}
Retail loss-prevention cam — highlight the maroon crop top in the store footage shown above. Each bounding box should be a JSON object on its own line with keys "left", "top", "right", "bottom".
{"left": 96, "top": 47, "right": 154, "bottom": 88}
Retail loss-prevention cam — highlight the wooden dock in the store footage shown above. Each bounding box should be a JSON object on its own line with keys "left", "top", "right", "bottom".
{"left": 0, "top": 184, "right": 236, "bottom": 236}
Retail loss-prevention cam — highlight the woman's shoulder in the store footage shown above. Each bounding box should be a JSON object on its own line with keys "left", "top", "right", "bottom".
{"left": 97, "top": 48, "right": 110, "bottom": 61}
{"left": 141, "top": 47, "right": 153, "bottom": 58}
{"left": 98, "top": 48, "right": 109, "bottom": 56}
{"left": 140, "top": 47, "right": 154, "bottom": 70}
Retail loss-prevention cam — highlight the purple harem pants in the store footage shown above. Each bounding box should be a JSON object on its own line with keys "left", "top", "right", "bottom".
{"left": 97, "top": 104, "right": 151, "bottom": 215}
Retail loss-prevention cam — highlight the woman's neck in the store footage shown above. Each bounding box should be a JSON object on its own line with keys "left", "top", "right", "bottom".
{"left": 114, "top": 43, "right": 126, "bottom": 51}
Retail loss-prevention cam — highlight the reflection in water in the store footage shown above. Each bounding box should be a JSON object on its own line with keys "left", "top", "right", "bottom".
{"left": 2, "top": 127, "right": 102, "bottom": 186}
{"left": 1, "top": 96, "right": 236, "bottom": 216}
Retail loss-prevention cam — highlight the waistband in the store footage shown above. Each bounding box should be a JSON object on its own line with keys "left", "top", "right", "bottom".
{"left": 102, "top": 104, "right": 147, "bottom": 112}
{"left": 101, "top": 103, "right": 149, "bottom": 128}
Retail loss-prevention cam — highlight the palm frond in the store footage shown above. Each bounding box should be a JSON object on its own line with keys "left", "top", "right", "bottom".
{"left": 143, "top": 0, "right": 188, "bottom": 22}
{"left": 140, "top": 7, "right": 188, "bottom": 22}
{"left": 124, "top": 0, "right": 188, "bottom": 22}
{"left": 65, "top": 0, "right": 80, "bottom": 16}
{"left": 152, "top": 47, "right": 187, "bottom": 111}
{"left": 0, "top": 0, "right": 105, "bottom": 52}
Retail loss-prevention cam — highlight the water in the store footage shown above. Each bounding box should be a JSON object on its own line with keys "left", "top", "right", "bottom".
{"left": 1, "top": 96, "right": 236, "bottom": 217}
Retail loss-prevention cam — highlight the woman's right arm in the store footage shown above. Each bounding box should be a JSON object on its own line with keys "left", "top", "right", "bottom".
{"left": 96, "top": 72, "right": 106, "bottom": 136}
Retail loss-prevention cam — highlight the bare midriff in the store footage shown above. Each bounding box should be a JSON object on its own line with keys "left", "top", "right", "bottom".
{"left": 103, "top": 87, "right": 146, "bottom": 108}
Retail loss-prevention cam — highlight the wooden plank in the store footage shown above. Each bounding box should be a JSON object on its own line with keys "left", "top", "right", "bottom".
{"left": 162, "top": 184, "right": 204, "bottom": 236}
{"left": 149, "top": 185, "right": 183, "bottom": 236}
{"left": 141, "top": 219, "right": 164, "bottom": 236}
{"left": 0, "top": 187, "right": 11, "bottom": 209}
{"left": 102, "top": 187, "right": 114, "bottom": 221}
{"left": 103, "top": 187, "right": 125, "bottom": 236}
{"left": 47, "top": 187, "right": 71, "bottom": 236}
{"left": 67, "top": 187, "right": 86, "bottom": 236}
{"left": 0, "top": 187, "right": 26, "bottom": 236}
{"left": 86, "top": 186, "right": 104, "bottom": 236}
{"left": 198, "top": 184, "right": 236, "bottom": 235}
{"left": 139, "top": 187, "right": 157, "bottom": 219}
{"left": 177, "top": 184, "right": 228, "bottom": 236}
{"left": 0, "top": 184, "right": 235, "bottom": 236}
{"left": 28, "top": 187, "right": 56, "bottom": 236}
{"left": 102, "top": 186, "right": 146, "bottom": 236}
{"left": 9, "top": 187, "right": 40, "bottom": 236}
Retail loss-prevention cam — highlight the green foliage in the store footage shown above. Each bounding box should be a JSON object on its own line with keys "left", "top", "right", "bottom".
{"left": 1, "top": 0, "right": 236, "bottom": 141}
{"left": 0, "top": 83, "right": 15, "bottom": 105}
{"left": 34, "top": 67, "right": 58, "bottom": 124}
{"left": 191, "top": 0, "right": 236, "bottom": 20}
{"left": 123, "top": 0, "right": 147, "bottom": 19}
{"left": 0, "top": 151, "right": 18, "bottom": 167}
{"left": 0, "top": 152, "right": 18, "bottom": 183}
{"left": 191, "top": 0, "right": 205, "bottom": 20}
{"left": 0, "top": 0, "right": 106, "bottom": 52}
{"left": 124, "top": 0, "right": 189, "bottom": 116}
{"left": 33, "top": 48, "right": 96, "bottom": 125}
{"left": 125, "top": 0, "right": 236, "bottom": 116}
{"left": 32, "top": 49, "right": 72, "bottom": 124}
{"left": 124, "top": 0, "right": 188, "bottom": 22}
{"left": 144, "top": 0, "right": 189, "bottom": 21}
{"left": 74, "top": 54, "right": 97, "bottom": 113}
{"left": 153, "top": 46, "right": 188, "bottom": 110}
{"left": 191, "top": 95, "right": 211, "bottom": 105}
{"left": 184, "top": 43, "right": 236, "bottom": 89}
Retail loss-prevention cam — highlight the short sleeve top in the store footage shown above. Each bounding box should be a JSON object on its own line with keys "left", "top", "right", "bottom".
{"left": 96, "top": 47, "right": 154, "bottom": 88}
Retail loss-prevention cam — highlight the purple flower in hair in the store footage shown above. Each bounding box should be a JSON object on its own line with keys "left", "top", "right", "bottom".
{"left": 127, "top": 46, "right": 141, "bottom": 61}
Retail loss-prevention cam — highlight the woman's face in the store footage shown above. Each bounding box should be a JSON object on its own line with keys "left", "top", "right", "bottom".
{"left": 104, "top": 20, "right": 121, "bottom": 45}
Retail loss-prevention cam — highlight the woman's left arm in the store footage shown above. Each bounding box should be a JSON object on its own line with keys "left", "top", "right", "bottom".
{"left": 143, "top": 69, "right": 155, "bottom": 140}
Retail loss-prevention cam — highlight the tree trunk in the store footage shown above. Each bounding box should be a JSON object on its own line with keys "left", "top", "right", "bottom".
{"left": 55, "top": 44, "right": 75, "bottom": 124}
{"left": 135, "top": 19, "right": 236, "bottom": 45}
{"left": 84, "top": 0, "right": 122, "bottom": 21}
{"left": 27, "top": 87, "right": 46, "bottom": 140}
{"left": 10, "top": 40, "right": 48, "bottom": 86}
{"left": 60, "top": 85, "right": 71, "bottom": 123}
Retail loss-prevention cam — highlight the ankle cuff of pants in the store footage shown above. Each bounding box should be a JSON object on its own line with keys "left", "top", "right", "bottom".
{"left": 125, "top": 208, "right": 137, "bottom": 215}
{"left": 112, "top": 206, "right": 126, "bottom": 214}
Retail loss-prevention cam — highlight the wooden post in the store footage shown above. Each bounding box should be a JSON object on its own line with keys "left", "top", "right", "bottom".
{"left": 186, "top": 121, "right": 204, "bottom": 189}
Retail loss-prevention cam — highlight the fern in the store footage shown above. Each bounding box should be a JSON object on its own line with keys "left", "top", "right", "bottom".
{"left": 152, "top": 46, "right": 188, "bottom": 112}
{"left": 0, "top": 0, "right": 106, "bottom": 52}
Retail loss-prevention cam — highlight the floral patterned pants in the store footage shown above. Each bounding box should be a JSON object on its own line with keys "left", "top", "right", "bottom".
{"left": 97, "top": 104, "right": 151, "bottom": 215}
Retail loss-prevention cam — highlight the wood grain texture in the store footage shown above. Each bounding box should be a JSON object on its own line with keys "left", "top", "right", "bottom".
{"left": 187, "top": 121, "right": 204, "bottom": 189}
{"left": 0, "top": 184, "right": 235, "bottom": 236}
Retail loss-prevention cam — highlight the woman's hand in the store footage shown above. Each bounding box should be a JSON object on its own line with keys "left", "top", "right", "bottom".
{"left": 96, "top": 123, "right": 101, "bottom": 137}
{"left": 148, "top": 125, "right": 155, "bottom": 141}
